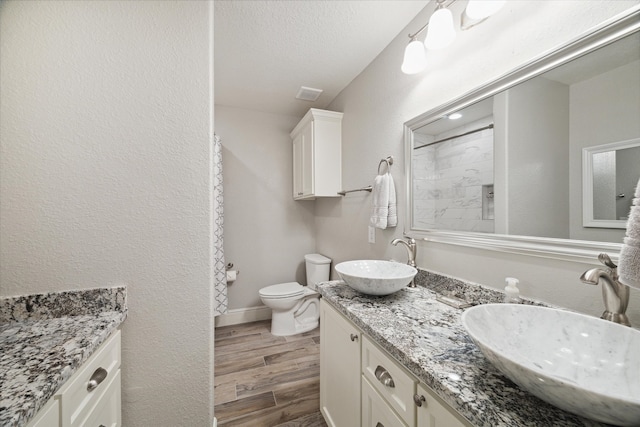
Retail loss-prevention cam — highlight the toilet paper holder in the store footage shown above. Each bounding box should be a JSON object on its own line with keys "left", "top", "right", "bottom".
{"left": 226, "top": 262, "right": 240, "bottom": 278}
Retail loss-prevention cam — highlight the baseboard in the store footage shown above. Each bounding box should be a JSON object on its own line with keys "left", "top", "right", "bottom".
{"left": 214, "top": 305, "right": 272, "bottom": 327}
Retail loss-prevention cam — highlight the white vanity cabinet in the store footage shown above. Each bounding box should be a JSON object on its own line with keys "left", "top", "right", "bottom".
{"left": 290, "top": 108, "right": 342, "bottom": 200}
{"left": 320, "top": 299, "right": 361, "bottom": 427}
{"left": 362, "top": 336, "right": 416, "bottom": 426}
{"left": 415, "top": 383, "right": 471, "bottom": 427}
{"left": 320, "top": 301, "right": 472, "bottom": 427}
{"left": 27, "top": 399, "right": 60, "bottom": 427}
{"left": 26, "top": 330, "right": 122, "bottom": 427}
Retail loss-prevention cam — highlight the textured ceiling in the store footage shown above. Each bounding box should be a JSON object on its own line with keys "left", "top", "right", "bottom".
{"left": 214, "top": 0, "right": 427, "bottom": 117}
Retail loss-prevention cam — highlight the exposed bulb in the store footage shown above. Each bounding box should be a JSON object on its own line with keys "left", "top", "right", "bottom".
{"left": 425, "top": 6, "right": 456, "bottom": 50}
{"left": 401, "top": 39, "right": 427, "bottom": 74}
{"left": 465, "top": 0, "right": 505, "bottom": 20}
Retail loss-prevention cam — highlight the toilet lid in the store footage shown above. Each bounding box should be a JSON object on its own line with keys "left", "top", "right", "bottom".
{"left": 259, "top": 282, "right": 304, "bottom": 298}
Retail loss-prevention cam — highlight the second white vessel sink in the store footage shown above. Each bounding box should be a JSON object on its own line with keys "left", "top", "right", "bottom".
{"left": 461, "top": 303, "right": 640, "bottom": 426}
{"left": 334, "top": 260, "right": 417, "bottom": 296}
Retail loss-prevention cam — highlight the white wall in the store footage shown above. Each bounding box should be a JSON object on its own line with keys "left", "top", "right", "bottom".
{"left": 214, "top": 105, "right": 317, "bottom": 310}
{"left": 569, "top": 60, "right": 640, "bottom": 242}
{"left": 497, "top": 77, "right": 570, "bottom": 238}
{"left": 0, "top": 1, "right": 214, "bottom": 425}
{"left": 319, "top": 1, "right": 640, "bottom": 326}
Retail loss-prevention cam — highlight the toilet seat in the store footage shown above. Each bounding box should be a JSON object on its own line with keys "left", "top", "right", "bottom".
{"left": 259, "top": 282, "right": 304, "bottom": 299}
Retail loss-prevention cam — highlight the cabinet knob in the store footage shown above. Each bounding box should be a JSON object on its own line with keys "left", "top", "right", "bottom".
{"left": 350, "top": 333, "right": 358, "bottom": 342}
{"left": 87, "top": 367, "right": 108, "bottom": 392}
{"left": 374, "top": 365, "right": 395, "bottom": 388}
{"left": 413, "top": 394, "right": 427, "bottom": 407}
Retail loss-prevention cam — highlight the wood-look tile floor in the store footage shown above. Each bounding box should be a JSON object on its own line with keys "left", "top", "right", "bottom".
{"left": 214, "top": 320, "right": 328, "bottom": 427}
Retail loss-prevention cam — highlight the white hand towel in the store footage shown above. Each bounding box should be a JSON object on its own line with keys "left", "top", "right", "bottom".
{"left": 619, "top": 178, "right": 640, "bottom": 289}
{"left": 370, "top": 173, "right": 389, "bottom": 229}
{"left": 387, "top": 173, "right": 397, "bottom": 228}
{"left": 370, "top": 172, "right": 397, "bottom": 229}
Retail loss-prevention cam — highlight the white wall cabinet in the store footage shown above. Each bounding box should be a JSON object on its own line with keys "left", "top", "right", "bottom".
{"left": 320, "top": 299, "right": 361, "bottom": 427}
{"left": 290, "top": 109, "right": 342, "bottom": 200}
{"left": 320, "top": 302, "right": 472, "bottom": 427}
{"left": 26, "top": 330, "right": 122, "bottom": 427}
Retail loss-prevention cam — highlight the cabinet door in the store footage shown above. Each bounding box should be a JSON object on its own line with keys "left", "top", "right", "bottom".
{"left": 292, "top": 122, "right": 314, "bottom": 199}
{"left": 300, "top": 121, "right": 314, "bottom": 197}
{"left": 416, "top": 383, "right": 471, "bottom": 427}
{"left": 320, "top": 300, "right": 361, "bottom": 427}
{"left": 292, "top": 133, "right": 303, "bottom": 198}
{"left": 26, "top": 398, "right": 60, "bottom": 427}
{"left": 362, "top": 377, "right": 408, "bottom": 427}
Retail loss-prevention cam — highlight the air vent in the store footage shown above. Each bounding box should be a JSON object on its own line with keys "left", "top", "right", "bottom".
{"left": 296, "top": 86, "right": 323, "bottom": 102}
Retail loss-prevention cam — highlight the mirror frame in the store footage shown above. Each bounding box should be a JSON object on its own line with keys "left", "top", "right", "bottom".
{"left": 403, "top": 6, "right": 640, "bottom": 264}
{"left": 582, "top": 138, "right": 640, "bottom": 229}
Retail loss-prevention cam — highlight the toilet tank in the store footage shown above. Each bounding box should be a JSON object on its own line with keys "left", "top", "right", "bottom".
{"left": 305, "top": 254, "right": 331, "bottom": 290}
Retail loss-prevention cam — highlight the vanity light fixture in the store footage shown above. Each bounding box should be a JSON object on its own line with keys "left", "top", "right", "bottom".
{"left": 425, "top": 0, "right": 456, "bottom": 50}
{"left": 401, "top": 37, "right": 429, "bottom": 74}
{"left": 464, "top": 0, "right": 505, "bottom": 20}
{"left": 401, "top": 0, "right": 505, "bottom": 74}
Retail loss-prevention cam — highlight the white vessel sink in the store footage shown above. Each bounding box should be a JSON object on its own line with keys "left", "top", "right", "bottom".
{"left": 461, "top": 304, "right": 640, "bottom": 426}
{"left": 334, "top": 260, "right": 417, "bottom": 296}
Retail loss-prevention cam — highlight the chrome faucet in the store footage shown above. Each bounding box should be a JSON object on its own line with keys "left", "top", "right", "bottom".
{"left": 580, "top": 253, "right": 631, "bottom": 327}
{"left": 391, "top": 237, "right": 417, "bottom": 287}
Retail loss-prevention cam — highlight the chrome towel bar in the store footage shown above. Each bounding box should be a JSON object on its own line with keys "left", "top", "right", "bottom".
{"left": 338, "top": 155, "right": 393, "bottom": 196}
{"left": 338, "top": 185, "right": 373, "bottom": 196}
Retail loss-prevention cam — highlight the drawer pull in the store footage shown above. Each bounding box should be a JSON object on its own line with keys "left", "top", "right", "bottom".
{"left": 350, "top": 333, "right": 358, "bottom": 342}
{"left": 413, "top": 394, "right": 427, "bottom": 407}
{"left": 87, "top": 367, "right": 108, "bottom": 392}
{"left": 375, "top": 423, "right": 384, "bottom": 427}
{"left": 374, "top": 365, "right": 395, "bottom": 388}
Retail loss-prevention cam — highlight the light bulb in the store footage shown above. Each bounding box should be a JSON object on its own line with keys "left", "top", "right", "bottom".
{"left": 465, "top": 0, "right": 505, "bottom": 20}
{"left": 425, "top": 6, "right": 456, "bottom": 50}
{"left": 401, "top": 39, "right": 427, "bottom": 74}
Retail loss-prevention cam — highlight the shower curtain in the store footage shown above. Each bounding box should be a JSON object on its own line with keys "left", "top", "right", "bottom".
{"left": 213, "top": 133, "right": 228, "bottom": 316}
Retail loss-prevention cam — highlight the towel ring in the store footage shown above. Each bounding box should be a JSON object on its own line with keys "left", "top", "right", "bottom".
{"left": 377, "top": 156, "right": 394, "bottom": 174}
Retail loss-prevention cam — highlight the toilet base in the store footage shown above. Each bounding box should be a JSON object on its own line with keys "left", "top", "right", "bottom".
{"left": 268, "top": 291, "right": 320, "bottom": 337}
{"left": 270, "top": 316, "right": 318, "bottom": 337}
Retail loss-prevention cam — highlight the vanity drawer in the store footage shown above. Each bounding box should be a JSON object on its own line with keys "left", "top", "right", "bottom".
{"left": 26, "top": 397, "right": 59, "bottom": 427}
{"left": 78, "top": 370, "right": 121, "bottom": 427}
{"left": 362, "top": 336, "right": 416, "bottom": 426}
{"left": 58, "top": 330, "right": 121, "bottom": 427}
{"left": 362, "top": 376, "right": 408, "bottom": 427}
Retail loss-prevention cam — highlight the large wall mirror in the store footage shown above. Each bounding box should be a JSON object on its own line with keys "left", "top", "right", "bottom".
{"left": 404, "top": 8, "right": 640, "bottom": 263}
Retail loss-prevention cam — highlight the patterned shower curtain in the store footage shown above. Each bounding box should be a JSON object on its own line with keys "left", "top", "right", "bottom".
{"left": 213, "top": 133, "right": 228, "bottom": 316}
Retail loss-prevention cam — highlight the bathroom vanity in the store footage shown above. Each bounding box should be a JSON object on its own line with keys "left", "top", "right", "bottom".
{"left": 0, "top": 287, "right": 127, "bottom": 427}
{"left": 317, "top": 272, "right": 613, "bottom": 427}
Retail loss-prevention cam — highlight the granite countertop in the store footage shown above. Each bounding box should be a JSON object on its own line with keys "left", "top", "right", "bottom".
{"left": 317, "top": 269, "right": 611, "bottom": 427}
{"left": 0, "top": 287, "right": 127, "bottom": 427}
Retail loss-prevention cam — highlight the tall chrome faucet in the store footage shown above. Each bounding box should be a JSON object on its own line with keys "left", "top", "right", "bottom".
{"left": 391, "top": 237, "right": 417, "bottom": 287}
{"left": 580, "top": 253, "right": 631, "bottom": 327}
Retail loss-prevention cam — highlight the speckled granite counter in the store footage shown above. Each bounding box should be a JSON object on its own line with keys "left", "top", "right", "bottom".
{"left": 0, "top": 287, "right": 127, "bottom": 427}
{"left": 317, "top": 270, "right": 611, "bottom": 427}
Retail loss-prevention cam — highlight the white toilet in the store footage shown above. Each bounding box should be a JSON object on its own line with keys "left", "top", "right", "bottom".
{"left": 259, "top": 253, "right": 331, "bottom": 336}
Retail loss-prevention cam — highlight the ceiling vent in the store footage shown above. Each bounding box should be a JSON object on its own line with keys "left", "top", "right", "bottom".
{"left": 296, "top": 86, "right": 323, "bottom": 102}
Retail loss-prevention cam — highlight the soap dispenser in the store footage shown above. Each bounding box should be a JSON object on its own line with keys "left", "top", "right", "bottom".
{"left": 504, "top": 277, "right": 522, "bottom": 303}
